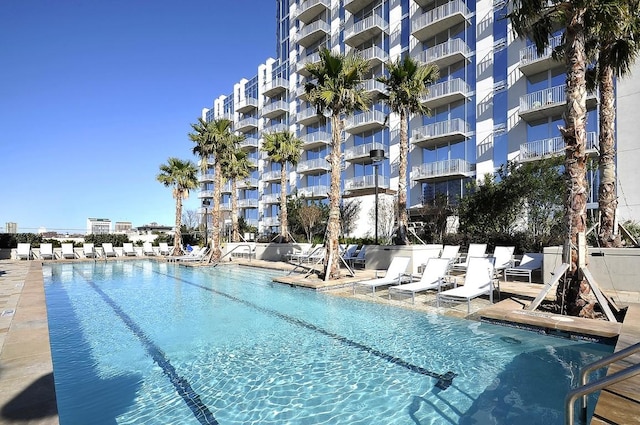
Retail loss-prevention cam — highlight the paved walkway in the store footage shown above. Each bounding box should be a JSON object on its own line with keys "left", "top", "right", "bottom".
{"left": 1, "top": 258, "right": 638, "bottom": 424}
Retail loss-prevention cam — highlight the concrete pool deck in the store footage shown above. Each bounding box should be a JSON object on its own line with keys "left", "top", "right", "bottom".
{"left": 0, "top": 258, "right": 638, "bottom": 425}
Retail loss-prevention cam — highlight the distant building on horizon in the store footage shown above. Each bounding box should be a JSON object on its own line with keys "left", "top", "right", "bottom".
{"left": 86, "top": 218, "right": 111, "bottom": 235}
{"left": 5, "top": 222, "right": 17, "bottom": 234}
{"left": 114, "top": 221, "right": 133, "bottom": 234}
{"left": 136, "top": 222, "right": 173, "bottom": 235}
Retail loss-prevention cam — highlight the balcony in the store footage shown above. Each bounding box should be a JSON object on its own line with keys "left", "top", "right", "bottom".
{"left": 412, "top": 0, "right": 470, "bottom": 42}
{"left": 419, "top": 38, "right": 471, "bottom": 69}
{"left": 297, "top": 107, "right": 322, "bottom": 125}
{"left": 344, "top": 0, "right": 374, "bottom": 14}
{"left": 237, "top": 178, "right": 259, "bottom": 189}
{"left": 236, "top": 97, "right": 258, "bottom": 113}
{"left": 344, "top": 174, "right": 390, "bottom": 192}
{"left": 297, "top": 51, "right": 321, "bottom": 76}
{"left": 262, "top": 193, "right": 281, "bottom": 204}
{"left": 296, "top": 19, "right": 330, "bottom": 48}
{"left": 518, "top": 84, "right": 598, "bottom": 122}
{"left": 361, "top": 79, "right": 386, "bottom": 97}
{"left": 262, "top": 100, "right": 289, "bottom": 119}
{"left": 238, "top": 198, "right": 258, "bottom": 209}
{"left": 263, "top": 123, "right": 289, "bottom": 134}
{"left": 344, "top": 141, "right": 386, "bottom": 163}
{"left": 300, "top": 131, "right": 331, "bottom": 149}
{"left": 262, "top": 170, "right": 282, "bottom": 182}
{"left": 239, "top": 137, "right": 258, "bottom": 150}
{"left": 412, "top": 159, "right": 474, "bottom": 183}
{"left": 359, "top": 45, "right": 389, "bottom": 67}
{"left": 519, "top": 131, "right": 598, "bottom": 162}
{"left": 235, "top": 117, "right": 259, "bottom": 132}
{"left": 344, "top": 15, "right": 388, "bottom": 47}
{"left": 198, "top": 190, "right": 215, "bottom": 199}
{"left": 220, "top": 202, "right": 231, "bottom": 212}
{"left": 519, "top": 34, "right": 563, "bottom": 77}
{"left": 296, "top": 84, "right": 309, "bottom": 100}
{"left": 344, "top": 110, "right": 386, "bottom": 133}
{"left": 296, "top": 157, "right": 331, "bottom": 174}
{"left": 263, "top": 216, "right": 280, "bottom": 227}
{"left": 296, "top": 0, "right": 330, "bottom": 24}
{"left": 263, "top": 77, "right": 289, "bottom": 97}
{"left": 221, "top": 181, "right": 232, "bottom": 194}
{"left": 199, "top": 173, "right": 215, "bottom": 183}
{"left": 298, "top": 185, "right": 329, "bottom": 199}
{"left": 421, "top": 78, "right": 471, "bottom": 109}
{"left": 412, "top": 119, "right": 470, "bottom": 149}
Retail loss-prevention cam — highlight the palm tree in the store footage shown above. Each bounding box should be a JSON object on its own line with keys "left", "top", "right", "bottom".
{"left": 585, "top": 0, "right": 640, "bottom": 247}
{"left": 508, "top": 0, "right": 591, "bottom": 316}
{"left": 261, "top": 130, "right": 303, "bottom": 242}
{"left": 189, "top": 117, "right": 236, "bottom": 262}
{"left": 222, "top": 137, "right": 254, "bottom": 242}
{"left": 305, "top": 47, "right": 371, "bottom": 280}
{"left": 156, "top": 158, "right": 198, "bottom": 256}
{"left": 377, "top": 55, "right": 439, "bottom": 245}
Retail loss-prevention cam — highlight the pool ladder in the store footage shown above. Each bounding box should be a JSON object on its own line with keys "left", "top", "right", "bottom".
{"left": 565, "top": 341, "right": 640, "bottom": 424}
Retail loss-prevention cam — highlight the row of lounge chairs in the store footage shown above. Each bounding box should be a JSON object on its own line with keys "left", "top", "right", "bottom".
{"left": 14, "top": 242, "right": 175, "bottom": 260}
{"left": 353, "top": 244, "right": 544, "bottom": 312}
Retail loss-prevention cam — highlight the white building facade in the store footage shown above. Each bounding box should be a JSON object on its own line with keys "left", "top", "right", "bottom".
{"left": 199, "top": 0, "right": 640, "bottom": 239}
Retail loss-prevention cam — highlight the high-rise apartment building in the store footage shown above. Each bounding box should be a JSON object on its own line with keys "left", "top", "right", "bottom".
{"left": 200, "top": 0, "right": 640, "bottom": 238}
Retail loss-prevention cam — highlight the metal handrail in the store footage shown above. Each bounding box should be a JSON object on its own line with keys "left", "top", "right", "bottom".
{"left": 565, "top": 342, "right": 640, "bottom": 425}
{"left": 214, "top": 243, "right": 255, "bottom": 267}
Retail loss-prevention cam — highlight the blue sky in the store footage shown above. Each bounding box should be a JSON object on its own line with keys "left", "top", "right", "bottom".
{"left": 0, "top": 1, "right": 276, "bottom": 234}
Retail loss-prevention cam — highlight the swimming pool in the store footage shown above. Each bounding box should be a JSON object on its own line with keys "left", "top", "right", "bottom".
{"left": 43, "top": 261, "right": 611, "bottom": 424}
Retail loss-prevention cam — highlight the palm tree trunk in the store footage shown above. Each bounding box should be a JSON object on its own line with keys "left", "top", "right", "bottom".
{"left": 231, "top": 179, "right": 240, "bottom": 242}
{"left": 396, "top": 108, "right": 409, "bottom": 245}
{"left": 323, "top": 113, "right": 343, "bottom": 280}
{"left": 597, "top": 60, "right": 620, "bottom": 247}
{"left": 210, "top": 161, "right": 223, "bottom": 262}
{"left": 556, "top": 8, "right": 592, "bottom": 316}
{"left": 173, "top": 192, "right": 184, "bottom": 256}
{"left": 279, "top": 165, "right": 289, "bottom": 242}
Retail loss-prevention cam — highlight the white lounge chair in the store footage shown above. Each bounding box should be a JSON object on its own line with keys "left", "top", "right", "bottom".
{"left": 504, "top": 253, "right": 543, "bottom": 283}
{"left": 438, "top": 256, "right": 496, "bottom": 313}
{"left": 353, "top": 256, "right": 411, "bottom": 295}
{"left": 39, "top": 243, "right": 54, "bottom": 260}
{"left": 341, "top": 244, "right": 358, "bottom": 260}
{"left": 123, "top": 243, "right": 137, "bottom": 256}
{"left": 492, "top": 246, "right": 515, "bottom": 273}
{"left": 61, "top": 243, "right": 76, "bottom": 259}
{"left": 286, "top": 244, "right": 320, "bottom": 263}
{"left": 389, "top": 257, "right": 452, "bottom": 304}
{"left": 440, "top": 245, "right": 461, "bottom": 263}
{"left": 158, "top": 242, "right": 172, "bottom": 256}
{"left": 345, "top": 245, "right": 366, "bottom": 268}
{"left": 451, "top": 243, "right": 487, "bottom": 273}
{"left": 102, "top": 243, "right": 117, "bottom": 257}
{"left": 83, "top": 243, "right": 96, "bottom": 258}
{"left": 16, "top": 243, "right": 31, "bottom": 260}
{"left": 143, "top": 242, "right": 155, "bottom": 256}
{"left": 175, "top": 247, "right": 209, "bottom": 262}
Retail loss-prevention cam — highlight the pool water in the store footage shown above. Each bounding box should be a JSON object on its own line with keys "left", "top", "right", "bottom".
{"left": 43, "top": 261, "right": 611, "bottom": 424}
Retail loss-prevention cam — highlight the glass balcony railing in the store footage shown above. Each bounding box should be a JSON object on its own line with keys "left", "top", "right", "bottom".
{"left": 344, "top": 141, "right": 386, "bottom": 162}
{"left": 344, "top": 174, "right": 390, "bottom": 191}
{"left": 412, "top": 158, "right": 474, "bottom": 181}
{"left": 300, "top": 131, "right": 331, "bottom": 148}
{"left": 344, "top": 110, "right": 386, "bottom": 132}
{"left": 412, "top": 119, "right": 470, "bottom": 147}
{"left": 296, "top": 158, "right": 331, "bottom": 173}
{"left": 238, "top": 199, "right": 258, "bottom": 208}
{"left": 263, "top": 77, "right": 289, "bottom": 97}
{"left": 298, "top": 185, "right": 329, "bottom": 198}
{"left": 235, "top": 97, "right": 258, "bottom": 113}
{"left": 262, "top": 193, "right": 280, "bottom": 204}
{"left": 520, "top": 131, "right": 598, "bottom": 161}
{"left": 262, "top": 170, "right": 282, "bottom": 181}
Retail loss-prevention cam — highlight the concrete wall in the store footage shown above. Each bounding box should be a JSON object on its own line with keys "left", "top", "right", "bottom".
{"left": 543, "top": 246, "right": 640, "bottom": 293}
{"left": 362, "top": 244, "right": 443, "bottom": 275}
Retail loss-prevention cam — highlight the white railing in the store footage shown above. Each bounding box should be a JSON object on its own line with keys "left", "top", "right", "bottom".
{"left": 344, "top": 174, "right": 390, "bottom": 190}
{"left": 300, "top": 131, "right": 331, "bottom": 146}
{"left": 199, "top": 173, "right": 215, "bottom": 182}
{"left": 263, "top": 77, "right": 289, "bottom": 94}
{"left": 262, "top": 100, "right": 288, "bottom": 115}
{"left": 297, "top": 107, "right": 319, "bottom": 122}
{"left": 296, "top": 0, "right": 330, "bottom": 17}
{"left": 239, "top": 137, "right": 258, "bottom": 149}
{"left": 298, "top": 185, "right": 329, "bottom": 198}
{"left": 296, "top": 158, "right": 331, "bottom": 173}
{"left": 199, "top": 190, "right": 215, "bottom": 198}
{"left": 262, "top": 193, "right": 281, "bottom": 204}
{"left": 237, "top": 178, "right": 259, "bottom": 188}
{"left": 344, "top": 141, "right": 386, "bottom": 160}
{"left": 519, "top": 84, "right": 565, "bottom": 112}
{"left": 344, "top": 14, "right": 388, "bottom": 41}
{"left": 238, "top": 198, "right": 258, "bottom": 208}
{"left": 263, "top": 216, "right": 280, "bottom": 227}
{"left": 422, "top": 78, "right": 471, "bottom": 103}
{"left": 520, "top": 34, "right": 563, "bottom": 64}
{"left": 412, "top": 158, "right": 474, "bottom": 180}
{"left": 419, "top": 38, "right": 471, "bottom": 64}
{"left": 220, "top": 202, "right": 231, "bottom": 211}
{"left": 344, "top": 110, "right": 386, "bottom": 130}
{"left": 236, "top": 97, "right": 258, "bottom": 110}
{"left": 412, "top": 119, "right": 470, "bottom": 142}
{"left": 359, "top": 45, "right": 389, "bottom": 63}
{"left": 297, "top": 51, "right": 321, "bottom": 70}
{"left": 411, "top": 0, "right": 470, "bottom": 32}
{"left": 262, "top": 170, "right": 282, "bottom": 181}
{"left": 520, "top": 131, "right": 597, "bottom": 160}
{"left": 236, "top": 117, "right": 259, "bottom": 129}
{"left": 361, "top": 79, "right": 386, "bottom": 93}
{"left": 264, "top": 123, "right": 289, "bottom": 133}
{"left": 298, "top": 19, "right": 330, "bottom": 41}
